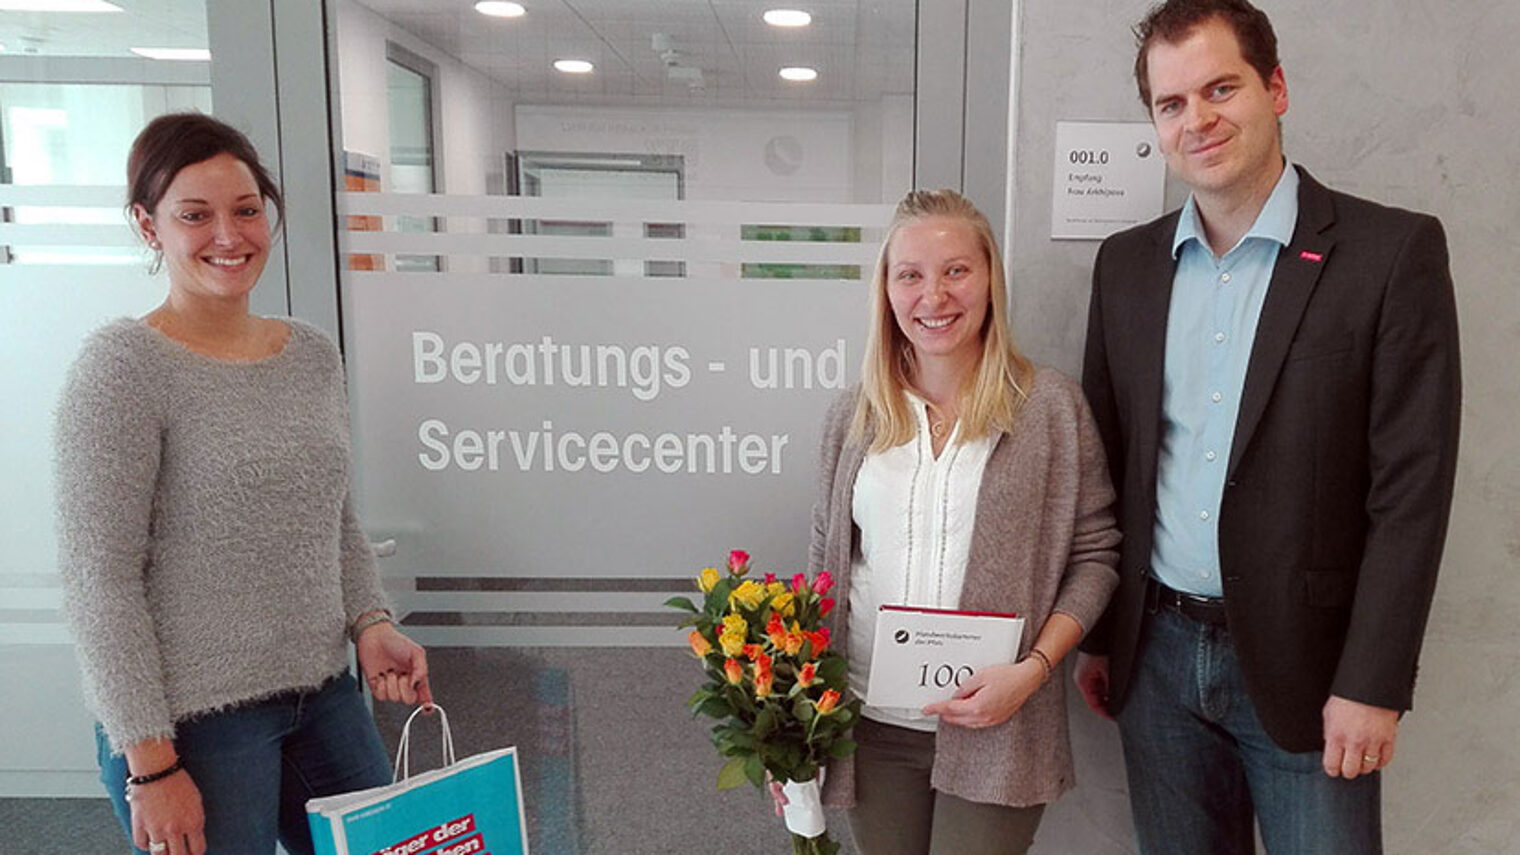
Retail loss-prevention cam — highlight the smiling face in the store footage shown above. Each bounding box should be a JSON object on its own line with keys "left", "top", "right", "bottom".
{"left": 885, "top": 215, "right": 992, "bottom": 378}
{"left": 1145, "top": 16, "right": 1288, "bottom": 206}
{"left": 134, "top": 152, "right": 271, "bottom": 306}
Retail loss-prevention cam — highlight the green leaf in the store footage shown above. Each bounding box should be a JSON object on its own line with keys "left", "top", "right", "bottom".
{"left": 703, "top": 577, "right": 738, "bottom": 614}
{"left": 828, "top": 738, "right": 857, "bottom": 758}
{"left": 686, "top": 687, "right": 713, "bottom": 708}
{"left": 792, "top": 696, "right": 816, "bottom": 723}
{"left": 743, "top": 753, "right": 766, "bottom": 788}
{"left": 818, "top": 657, "right": 848, "bottom": 683}
{"left": 754, "top": 706, "right": 779, "bottom": 739}
{"left": 716, "top": 756, "right": 749, "bottom": 791}
{"left": 664, "top": 596, "right": 699, "bottom": 612}
{"left": 697, "top": 696, "right": 732, "bottom": 719}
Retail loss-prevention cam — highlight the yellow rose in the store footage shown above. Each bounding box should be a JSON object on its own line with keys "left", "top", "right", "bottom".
{"left": 729, "top": 580, "right": 766, "bottom": 610}
{"left": 721, "top": 614, "right": 747, "bottom": 637}
{"left": 719, "top": 630, "right": 746, "bottom": 657}
{"left": 765, "top": 581, "right": 786, "bottom": 598}
{"left": 698, "top": 567, "right": 721, "bottom": 593}
{"left": 770, "top": 591, "right": 796, "bottom": 617}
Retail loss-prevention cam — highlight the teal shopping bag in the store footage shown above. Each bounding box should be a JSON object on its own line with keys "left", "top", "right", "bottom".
{"left": 306, "top": 706, "right": 529, "bottom": 855}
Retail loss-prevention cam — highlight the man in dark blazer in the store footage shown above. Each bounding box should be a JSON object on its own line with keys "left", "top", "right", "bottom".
{"left": 1073, "top": 1, "right": 1461, "bottom": 852}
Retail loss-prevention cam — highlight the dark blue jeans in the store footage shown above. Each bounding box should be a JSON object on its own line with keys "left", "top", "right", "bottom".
{"left": 97, "top": 670, "right": 392, "bottom": 855}
{"left": 1116, "top": 607, "right": 1381, "bottom": 855}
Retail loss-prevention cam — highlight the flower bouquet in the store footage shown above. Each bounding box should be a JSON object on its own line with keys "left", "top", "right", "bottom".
{"left": 667, "top": 550, "right": 861, "bottom": 855}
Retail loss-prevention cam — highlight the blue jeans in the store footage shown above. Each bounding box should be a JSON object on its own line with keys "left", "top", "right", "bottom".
{"left": 97, "top": 670, "right": 392, "bottom": 855}
{"left": 1116, "top": 607, "right": 1381, "bottom": 855}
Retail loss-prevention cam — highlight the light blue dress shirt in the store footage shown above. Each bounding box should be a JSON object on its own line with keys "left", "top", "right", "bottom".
{"left": 1151, "top": 163, "right": 1299, "bottom": 597}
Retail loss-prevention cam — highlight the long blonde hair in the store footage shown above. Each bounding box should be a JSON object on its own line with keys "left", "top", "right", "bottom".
{"left": 850, "top": 189, "right": 1035, "bottom": 452}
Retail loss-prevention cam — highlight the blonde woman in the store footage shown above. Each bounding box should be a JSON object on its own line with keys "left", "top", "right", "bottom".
{"left": 808, "top": 190, "right": 1121, "bottom": 854}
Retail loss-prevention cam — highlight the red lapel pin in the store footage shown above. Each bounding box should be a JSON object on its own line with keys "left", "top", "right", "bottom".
{"left": 1299, "top": 250, "right": 1323, "bottom": 262}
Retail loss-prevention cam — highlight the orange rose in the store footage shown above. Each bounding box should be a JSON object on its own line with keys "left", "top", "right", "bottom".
{"left": 815, "top": 689, "right": 841, "bottom": 715}
{"left": 688, "top": 630, "right": 712, "bottom": 658}
{"left": 724, "top": 658, "right": 744, "bottom": 685}
{"left": 765, "top": 613, "right": 788, "bottom": 649}
{"left": 797, "top": 661, "right": 818, "bottom": 687}
{"left": 754, "top": 669, "right": 774, "bottom": 698}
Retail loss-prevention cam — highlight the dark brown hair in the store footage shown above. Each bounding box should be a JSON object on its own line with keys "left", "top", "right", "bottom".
{"left": 1133, "top": 0, "right": 1279, "bottom": 108}
{"left": 126, "top": 112, "right": 285, "bottom": 230}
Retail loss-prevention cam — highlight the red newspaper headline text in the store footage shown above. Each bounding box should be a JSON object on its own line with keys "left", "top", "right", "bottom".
{"left": 432, "top": 834, "right": 485, "bottom": 855}
{"left": 372, "top": 814, "right": 476, "bottom": 855}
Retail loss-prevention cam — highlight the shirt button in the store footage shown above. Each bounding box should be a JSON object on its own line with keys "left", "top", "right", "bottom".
{"left": 1211, "top": 391, "right": 1223, "bottom": 403}
{"left": 1205, "top": 450, "right": 1217, "bottom": 461}
{"left": 1199, "top": 510, "right": 1211, "bottom": 521}
{"left": 1220, "top": 272, "right": 1232, "bottom": 283}
{"left": 1214, "top": 332, "right": 1226, "bottom": 343}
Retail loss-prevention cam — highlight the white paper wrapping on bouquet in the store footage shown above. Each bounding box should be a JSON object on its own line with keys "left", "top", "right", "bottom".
{"left": 781, "top": 777, "right": 826, "bottom": 838}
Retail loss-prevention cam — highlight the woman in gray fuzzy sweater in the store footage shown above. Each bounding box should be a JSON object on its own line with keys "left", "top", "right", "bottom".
{"left": 55, "top": 113, "right": 431, "bottom": 855}
{"left": 802, "top": 190, "right": 1120, "bottom": 854}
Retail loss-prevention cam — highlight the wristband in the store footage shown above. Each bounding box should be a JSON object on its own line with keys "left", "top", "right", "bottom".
{"left": 123, "top": 757, "right": 185, "bottom": 800}
{"left": 1020, "top": 648, "right": 1054, "bottom": 683}
{"left": 350, "top": 608, "right": 394, "bottom": 642}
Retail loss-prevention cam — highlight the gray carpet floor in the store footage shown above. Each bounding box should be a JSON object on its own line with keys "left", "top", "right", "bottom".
{"left": 0, "top": 646, "right": 1132, "bottom": 852}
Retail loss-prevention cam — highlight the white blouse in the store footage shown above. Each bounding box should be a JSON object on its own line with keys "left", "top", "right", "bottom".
{"left": 847, "top": 392, "right": 996, "bottom": 731}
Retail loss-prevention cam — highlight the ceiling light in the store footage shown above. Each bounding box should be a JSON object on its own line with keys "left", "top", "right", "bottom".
{"left": 779, "top": 66, "right": 818, "bottom": 82}
{"left": 131, "top": 47, "right": 211, "bottom": 62}
{"left": 0, "top": 0, "right": 122, "bottom": 10}
{"left": 554, "top": 59, "right": 594, "bottom": 74}
{"left": 474, "top": 1, "right": 525, "bottom": 17}
{"left": 763, "top": 9, "right": 812, "bottom": 27}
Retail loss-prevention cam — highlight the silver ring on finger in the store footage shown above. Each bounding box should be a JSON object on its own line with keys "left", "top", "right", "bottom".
{"left": 149, "top": 842, "right": 168, "bottom": 853}
{"left": 1361, "top": 753, "right": 1379, "bottom": 765}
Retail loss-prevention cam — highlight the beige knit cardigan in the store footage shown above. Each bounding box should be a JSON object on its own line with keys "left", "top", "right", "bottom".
{"left": 814, "top": 367, "right": 1121, "bottom": 808}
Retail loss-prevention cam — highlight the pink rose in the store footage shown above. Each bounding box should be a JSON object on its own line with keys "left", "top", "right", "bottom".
{"left": 812, "top": 571, "right": 835, "bottom": 596}
{"left": 727, "top": 549, "right": 751, "bottom": 575}
{"left": 791, "top": 573, "right": 807, "bottom": 593}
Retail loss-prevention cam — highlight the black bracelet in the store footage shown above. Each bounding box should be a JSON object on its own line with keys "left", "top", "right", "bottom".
{"left": 126, "top": 758, "right": 184, "bottom": 787}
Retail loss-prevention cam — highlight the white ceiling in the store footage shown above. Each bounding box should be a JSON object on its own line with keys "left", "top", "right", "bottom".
{"left": 0, "top": 1, "right": 207, "bottom": 57}
{"left": 354, "top": 0, "right": 916, "bottom": 107}
{"left": 0, "top": 1, "right": 916, "bottom": 107}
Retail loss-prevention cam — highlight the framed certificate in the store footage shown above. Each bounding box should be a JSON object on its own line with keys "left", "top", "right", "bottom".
{"left": 864, "top": 605, "right": 1025, "bottom": 709}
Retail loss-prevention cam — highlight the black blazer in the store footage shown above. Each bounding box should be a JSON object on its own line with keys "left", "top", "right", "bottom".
{"left": 1079, "top": 167, "right": 1461, "bottom": 751}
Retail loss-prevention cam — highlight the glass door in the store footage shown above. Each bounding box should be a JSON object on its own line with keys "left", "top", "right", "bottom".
{"left": 324, "top": 2, "right": 951, "bottom": 851}
{"left": 0, "top": 0, "right": 282, "bottom": 802}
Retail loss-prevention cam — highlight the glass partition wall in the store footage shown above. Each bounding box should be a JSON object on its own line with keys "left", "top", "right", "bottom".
{"left": 0, "top": 2, "right": 216, "bottom": 808}
{"left": 328, "top": 1, "right": 919, "bottom": 851}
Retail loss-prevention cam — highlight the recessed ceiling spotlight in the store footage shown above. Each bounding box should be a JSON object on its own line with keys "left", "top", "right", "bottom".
{"left": 474, "top": 1, "right": 525, "bottom": 17}
{"left": 778, "top": 66, "right": 818, "bottom": 82}
{"left": 0, "top": 0, "right": 121, "bottom": 9}
{"left": 763, "top": 9, "right": 812, "bottom": 28}
{"left": 554, "top": 59, "right": 594, "bottom": 74}
{"left": 131, "top": 47, "right": 211, "bottom": 61}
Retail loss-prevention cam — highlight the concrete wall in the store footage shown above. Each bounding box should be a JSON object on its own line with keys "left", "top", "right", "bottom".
{"left": 1007, "top": 2, "right": 1520, "bottom": 852}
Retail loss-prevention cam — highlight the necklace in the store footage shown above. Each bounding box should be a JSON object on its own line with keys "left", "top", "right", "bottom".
{"left": 926, "top": 402, "right": 955, "bottom": 440}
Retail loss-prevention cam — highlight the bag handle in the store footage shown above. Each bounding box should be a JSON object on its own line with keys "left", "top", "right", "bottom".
{"left": 392, "top": 705, "right": 456, "bottom": 782}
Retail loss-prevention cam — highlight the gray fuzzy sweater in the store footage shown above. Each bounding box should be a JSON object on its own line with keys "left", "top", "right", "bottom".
{"left": 814, "top": 368, "right": 1121, "bottom": 808}
{"left": 54, "top": 318, "right": 388, "bottom": 752}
